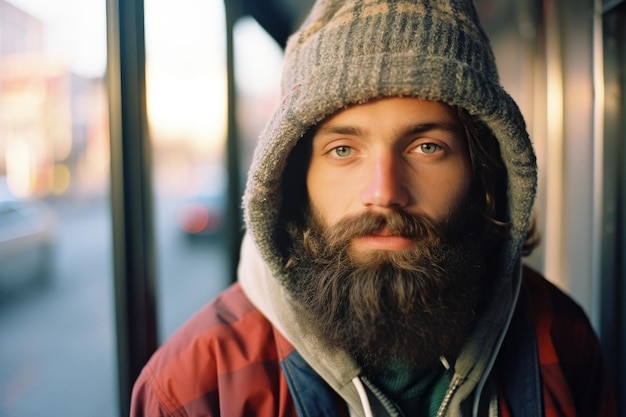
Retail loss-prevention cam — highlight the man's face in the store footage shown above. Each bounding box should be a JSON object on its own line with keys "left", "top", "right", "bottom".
{"left": 284, "top": 97, "right": 485, "bottom": 369}
{"left": 307, "top": 97, "right": 473, "bottom": 260}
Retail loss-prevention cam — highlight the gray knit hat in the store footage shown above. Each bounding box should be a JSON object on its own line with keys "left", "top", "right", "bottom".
{"left": 243, "top": 0, "right": 537, "bottom": 281}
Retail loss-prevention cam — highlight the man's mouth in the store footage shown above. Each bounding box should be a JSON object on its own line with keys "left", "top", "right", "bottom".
{"left": 352, "top": 228, "right": 414, "bottom": 251}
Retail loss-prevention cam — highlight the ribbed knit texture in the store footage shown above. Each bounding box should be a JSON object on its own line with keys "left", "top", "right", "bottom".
{"left": 368, "top": 363, "right": 452, "bottom": 416}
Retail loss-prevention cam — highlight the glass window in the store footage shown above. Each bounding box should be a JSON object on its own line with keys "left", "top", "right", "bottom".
{"left": 143, "top": 1, "right": 283, "bottom": 340}
{"left": 1, "top": 1, "right": 284, "bottom": 415}
{"left": 144, "top": 0, "right": 230, "bottom": 340}
{"left": 0, "top": 0, "right": 115, "bottom": 416}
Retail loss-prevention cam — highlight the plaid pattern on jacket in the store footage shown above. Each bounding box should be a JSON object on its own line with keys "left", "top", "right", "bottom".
{"left": 130, "top": 267, "right": 615, "bottom": 417}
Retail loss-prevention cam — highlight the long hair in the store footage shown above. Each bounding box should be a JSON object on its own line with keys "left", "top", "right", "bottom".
{"left": 458, "top": 108, "right": 540, "bottom": 256}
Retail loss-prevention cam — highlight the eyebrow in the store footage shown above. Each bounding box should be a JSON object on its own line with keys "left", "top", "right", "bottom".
{"left": 314, "top": 121, "right": 461, "bottom": 138}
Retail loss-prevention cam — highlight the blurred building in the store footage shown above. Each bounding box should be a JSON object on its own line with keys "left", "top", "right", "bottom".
{"left": 0, "top": 0, "right": 108, "bottom": 199}
{"left": 0, "top": 0, "right": 44, "bottom": 56}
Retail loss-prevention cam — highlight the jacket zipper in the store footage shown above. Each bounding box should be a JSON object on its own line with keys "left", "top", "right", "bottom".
{"left": 435, "top": 374, "right": 465, "bottom": 417}
{"left": 359, "top": 376, "right": 404, "bottom": 417}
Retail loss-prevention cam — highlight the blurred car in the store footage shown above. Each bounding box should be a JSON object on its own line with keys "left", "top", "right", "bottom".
{"left": 0, "top": 185, "right": 57, "bottom": 293}
{"left": 178, "top": 180, "right": 226, "bottom": 240}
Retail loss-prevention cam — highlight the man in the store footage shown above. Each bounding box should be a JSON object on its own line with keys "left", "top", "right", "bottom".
{"left": 131, "top": 1, "right": 616, "bottom": 416}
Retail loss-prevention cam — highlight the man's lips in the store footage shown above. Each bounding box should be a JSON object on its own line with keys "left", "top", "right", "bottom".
{"left": 351, "top": 229, "right": 414, "bottom": 251}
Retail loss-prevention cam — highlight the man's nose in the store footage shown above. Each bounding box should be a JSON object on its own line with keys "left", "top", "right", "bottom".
{"left": 360, "top": 153, "right": 410, "bottom": 209}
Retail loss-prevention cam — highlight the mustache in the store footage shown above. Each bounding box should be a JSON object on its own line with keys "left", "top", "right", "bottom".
{"left": 323, "top": 209, "right": 446, "bottom": 244}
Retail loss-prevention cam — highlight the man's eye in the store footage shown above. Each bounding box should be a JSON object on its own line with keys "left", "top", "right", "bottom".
{"left": 332, "top": 146, "right": 352, "bottom": 157}
{"left": 418, "top": 143, "right": 441, "bottom": 154}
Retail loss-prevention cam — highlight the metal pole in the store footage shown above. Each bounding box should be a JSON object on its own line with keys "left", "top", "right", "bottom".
{"left": 224, "top": 0, "right": 244, "bottom": 284}
{"left": 106, "top": 0, "right": 158, "bottom": 415}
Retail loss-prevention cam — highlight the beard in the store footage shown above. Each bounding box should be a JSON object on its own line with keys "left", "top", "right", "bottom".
{"left": 282, "top": 205, "right": 488, "bottom": 371}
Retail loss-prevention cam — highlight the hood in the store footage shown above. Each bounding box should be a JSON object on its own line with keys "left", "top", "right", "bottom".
{"left": 240, "top": 0, "right": 537, "bottom": 415}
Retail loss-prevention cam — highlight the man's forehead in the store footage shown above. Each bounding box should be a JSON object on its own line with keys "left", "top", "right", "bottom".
{"left": 312, "top": 97, "right": 463, "bottom": 139}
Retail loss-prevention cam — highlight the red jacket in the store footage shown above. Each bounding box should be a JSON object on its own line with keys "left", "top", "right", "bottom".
{"left": 130, "top": 267, "right": 615, "bottom": 416}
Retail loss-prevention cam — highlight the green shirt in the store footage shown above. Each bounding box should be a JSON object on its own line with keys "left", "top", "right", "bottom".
{"left": 367, "top": 361, "right": 452, "bottom": 416}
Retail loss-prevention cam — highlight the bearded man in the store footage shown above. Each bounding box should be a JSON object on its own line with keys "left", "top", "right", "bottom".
{"left": 130, "top": 1, "right": 616, "bottom": 416}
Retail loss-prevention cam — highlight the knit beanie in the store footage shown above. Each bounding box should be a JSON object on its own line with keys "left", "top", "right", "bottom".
{"left": 243, "top": 0, "right": 537, "bottom": 283}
